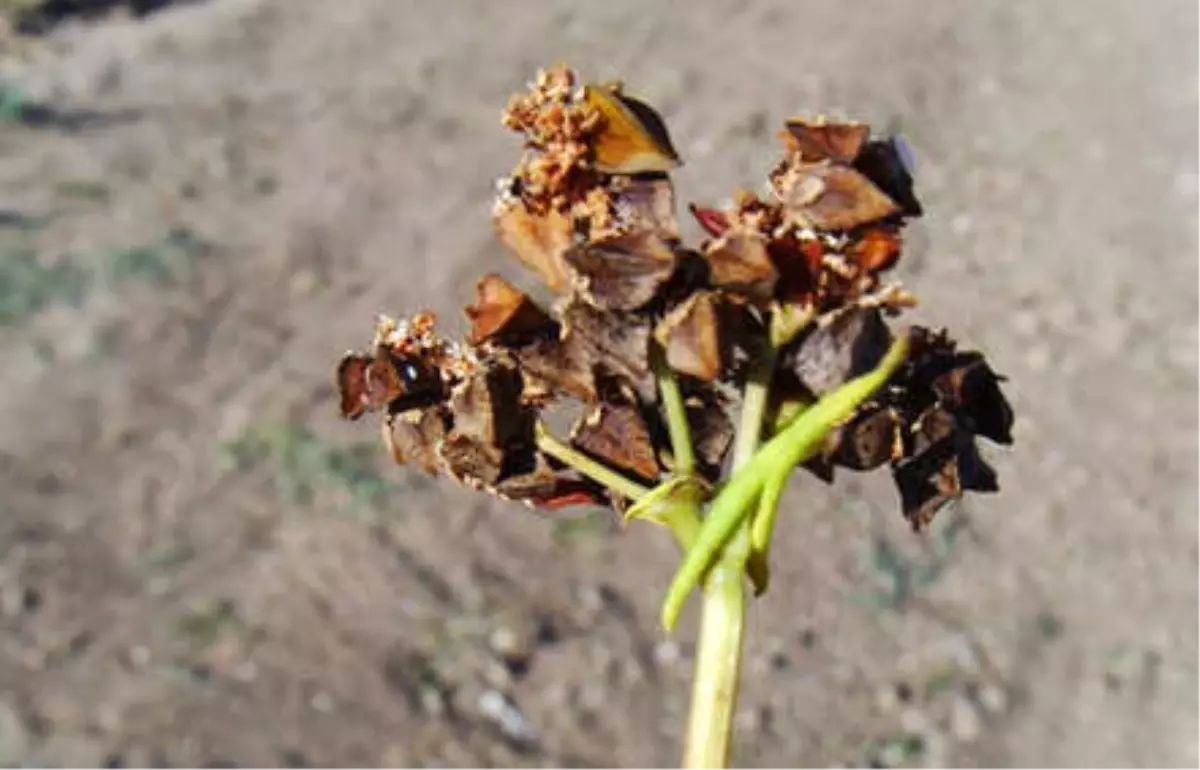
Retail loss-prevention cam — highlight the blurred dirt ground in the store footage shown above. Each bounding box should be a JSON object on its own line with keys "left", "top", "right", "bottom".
{"left": 0, "top": 0, "right": 1195, "bottom": 766}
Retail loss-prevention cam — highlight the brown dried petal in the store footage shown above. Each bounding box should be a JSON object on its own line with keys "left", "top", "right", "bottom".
{"left": 512, "top": 333, "right": 599, "bottom": 403}
{"left": 441, "top": 365, "right": 536, "bottom": 488}
{"left": 687, "top": 390, "right": 735, "bottom": 478}
{"left": 465, "top": 274, "right": 555, "bottom": 345}
{"left": 608, "top": 175, "right": 679, "bottom": 238}
{"left": 493, "top": 200, "right": 575, "bottom": 292}
{"left": 337, "top": 346, "right": 442, "bottom": 420}
{"left": 584, "top": 85, "right": 681, "bottom": 175}
{"left": 571, "top": 403, "right": 660, "bottom": 481}
{"left": 703, "top": 230, "right": 778, "bottom": 302}
{"left": 383, "top": 408, "right": 449, "bottom": 475}
{"left": 779, "top": 118, "right": 869, "bottom": 163}
{"left": 774, "top": 162, "right": 900, "bottom": 231}
{"left": 655, "top": 291, "right": 727, "bottom": 382}
{"left": 562, "top": 299, "right": 655, "bottom": 401}
{"left": 849, "top": 228, "right": 903, "bottom": 274}
{"left": 781, "top": 307, "right": 894, "bottom": 397}
{"left": 564, "top": 230, "right": 679, "bottom": 311}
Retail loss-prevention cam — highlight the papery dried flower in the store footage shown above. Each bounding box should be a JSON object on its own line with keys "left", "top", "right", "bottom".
{"left": 336, "top": 63, "right": 1012, "bottom": 535}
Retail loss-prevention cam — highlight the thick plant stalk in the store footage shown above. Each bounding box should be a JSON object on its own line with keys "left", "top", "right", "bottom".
{"left": 683, "top": 344, "right": 777, "bottom": 768}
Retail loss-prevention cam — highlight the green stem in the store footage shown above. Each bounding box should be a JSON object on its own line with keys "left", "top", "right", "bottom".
{"left": 683, "top": 342, "right": 778, "bottom": 768}
{"left": 534, "top": 423, "right": 651, "bottom": 502}
{"left": 655, "top": 345, "right": 697, "bottom": 476}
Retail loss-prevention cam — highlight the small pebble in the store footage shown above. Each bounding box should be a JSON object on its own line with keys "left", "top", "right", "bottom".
{"left": 654, "top": 640, "right": 681, "bottom": 666}
{"left": 976, "top": 683, "right": 1007, "bottom": 715}
{"left": 950, "top": 693, "right": 982, "bottom": 742}
{"left": 477, "top": 689, "right": 534, "bottom": 742}
{"left": 309, "top": 691, "right": 334, "bottom": 713}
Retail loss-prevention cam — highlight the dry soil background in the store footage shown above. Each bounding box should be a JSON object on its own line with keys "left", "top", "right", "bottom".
{"left": 0, "top": 0, "right": 1196, "bottom": 767}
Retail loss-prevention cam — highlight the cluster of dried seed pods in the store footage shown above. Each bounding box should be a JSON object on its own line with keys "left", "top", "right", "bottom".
{"left": 336, "top": 64, "right": 1013, "bottom": 531}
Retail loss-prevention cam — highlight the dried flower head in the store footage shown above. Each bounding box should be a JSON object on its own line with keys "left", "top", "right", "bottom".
{"left": 336, "top": 64, "right": 1013, "bottom": 533}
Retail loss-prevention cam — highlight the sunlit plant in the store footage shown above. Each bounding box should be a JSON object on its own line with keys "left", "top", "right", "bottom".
{"left": 335, "top": 65, "right": 1014, "bottom": 768}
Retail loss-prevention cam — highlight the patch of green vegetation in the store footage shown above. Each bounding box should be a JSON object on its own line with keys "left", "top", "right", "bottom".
{"left": 851, "top": 511, "right": 970, "bottom": 610}
{"left": 0, "top": 249, "right": 90, "bottom": 325}
{"left": 0, "top": 82, "right": 28, "bottom": 124}
{"left": 54, "top": 180, "right": 110, "bottom": 203}
{"left": 0, "top": 226, "right": 215, "bottom": 327}
{"left": 222, "top": 422, "right": 400, "bottom": 512}
{"left": 552, "top": 508, "right": 614, "bottom": 543}
{"left": 177, "top": 598, "right": 240, "bottom": 646}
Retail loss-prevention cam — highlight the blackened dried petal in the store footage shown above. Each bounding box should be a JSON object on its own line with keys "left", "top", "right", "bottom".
{"left": 571, "top": 402, "right": 660, "bottom": 481}
{"left": 779, "top": 118, "right": 869, "bottom": 163}
{"left": 465, "top": 274, "right": 556, "bottom": 345}
{"left": 702, "top": 230, "right": 778, "bottom": 302}
{"left": 773, "top": 161, "right": 900, "bottom": 231}
{"left": 931, "top": 355, "right": 1014, "bottom": 445}
{"left": 827, "top": 404, "right": 904, "bottom": 471}
{"left": 493, "top": 200, "right": 575, "bottom": 292}
{"left": 655, "top": 291, "right": 728, "bottom": 382}
{"left": 892, "top": 406, "right": 997, "bottom": 530}
{"left": 780, "top": 307, "right": 894, "bottom": 397}
{"left": 564, "top": 230, "right": 679, "bottom": 311}
{"left": 853, "top": 138, "right": 923, "bottom": 217}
